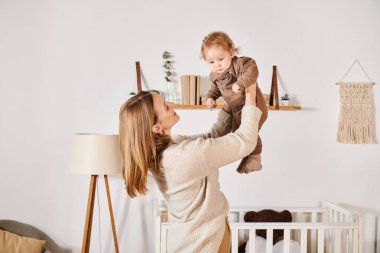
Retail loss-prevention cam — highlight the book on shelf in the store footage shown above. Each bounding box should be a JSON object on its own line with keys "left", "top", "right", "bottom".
{"left": 196, "top": 76, "right": 201, "bottom": 105}
{"left": 181, "top": 75, "right": 202, "bottom": 105}
{"left": 181, "top": 75, "right": 190, "bottom": 105}
{"left": 189, "top": 75, "right": 197, "bottom": 105}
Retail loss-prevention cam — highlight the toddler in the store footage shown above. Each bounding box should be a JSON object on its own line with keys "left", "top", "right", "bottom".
{"left": 201, "top": 31, "right": 268, "bottom": 173}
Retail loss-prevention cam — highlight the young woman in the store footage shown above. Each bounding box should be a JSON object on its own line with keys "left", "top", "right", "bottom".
{"left": 119, "top": 84, "right": 262, "bottom": 252}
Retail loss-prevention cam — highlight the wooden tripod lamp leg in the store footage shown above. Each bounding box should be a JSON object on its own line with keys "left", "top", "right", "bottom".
{"left": 104, "top": 175, "right": 120, "bottom": 253}
{"left": 82, "top": 175, "right": 98, "bottom": 253}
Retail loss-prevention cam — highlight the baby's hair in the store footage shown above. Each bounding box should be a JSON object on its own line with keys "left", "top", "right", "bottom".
{"left": 200, "top": 31, "right": 240, "bottom": 60}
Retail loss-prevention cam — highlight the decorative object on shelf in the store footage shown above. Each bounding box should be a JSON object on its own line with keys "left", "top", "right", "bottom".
{"left": 269, "top": 65, "right": 280, "bottom": 109}
{"left": 162, "top": 51, "right": 178, "bottom": 103}
{"left": 269, "top": 65, "right": 300, "bottom": 110}
{"left": 281, "top": 94, "right": 290, "bottom": 106}
{"left": 162, "top": 51, "right": 173, "bottom": 82}
{"left": 135, "top": 61, "right": 142, "bottom": 93}
{"left": 336, "top": 59, "right": 376, "bottom": 144}
{"left": 69, "top": 134, "right": 122, "bottom": 253}
{"left": 133, "top": 61, "right": 163, "bottom": 97}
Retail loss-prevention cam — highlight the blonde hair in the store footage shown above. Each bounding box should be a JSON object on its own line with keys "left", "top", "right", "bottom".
{"left": 119, "top": 91, "right": 171, "bottom": 198}
{"left": 200, "top": 31, "right": 240, "bottom": 59}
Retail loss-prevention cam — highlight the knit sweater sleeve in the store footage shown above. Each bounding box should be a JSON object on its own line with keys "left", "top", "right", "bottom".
{"left": 167, "top": 105, "right": 262, "bottom": 181}
{"left": 172, "top": 108, "right": 232, "bottom": 143}
{"left": 197, "top": 105, "right": 261, "bottom": 171}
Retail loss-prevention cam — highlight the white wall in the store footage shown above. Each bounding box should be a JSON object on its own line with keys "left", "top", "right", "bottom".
{"left": 1, "top": 0, "right": 379, "bottom": 252}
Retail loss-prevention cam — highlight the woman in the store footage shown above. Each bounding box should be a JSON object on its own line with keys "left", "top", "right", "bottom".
{"left": 119, "top": 84, "right": 262, "bottom": 253}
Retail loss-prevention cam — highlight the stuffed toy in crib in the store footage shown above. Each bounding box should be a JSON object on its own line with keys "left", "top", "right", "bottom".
{"left": 238, "top": 209, "right": 301, "bottom": 253}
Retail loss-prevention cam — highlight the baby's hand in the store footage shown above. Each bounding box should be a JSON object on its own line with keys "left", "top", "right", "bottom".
{"left": 232, "top": 83, "right": 242, "bottom": 93}
{"left": 206, "top": 98, "right": 217, "bottom": 110}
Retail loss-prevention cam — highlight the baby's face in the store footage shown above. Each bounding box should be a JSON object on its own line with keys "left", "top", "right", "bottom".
{"left": 204, "top": 46, "right": 234, "bottom": 74}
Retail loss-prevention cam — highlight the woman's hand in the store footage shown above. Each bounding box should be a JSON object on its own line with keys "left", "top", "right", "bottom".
{"left": 245, "top": 83, "right": 257, "bottom": 106}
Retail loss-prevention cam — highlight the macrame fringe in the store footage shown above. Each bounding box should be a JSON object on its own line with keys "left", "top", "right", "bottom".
{"left": 337, "top": 104, "right": 374, "bottom": 143}
{"left": 337, "top": 83, "right": 375, "bottom": 144}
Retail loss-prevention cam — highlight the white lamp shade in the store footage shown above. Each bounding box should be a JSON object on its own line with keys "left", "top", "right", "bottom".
{"left": 69, "top": 134, "right": 122, "bottom": 175}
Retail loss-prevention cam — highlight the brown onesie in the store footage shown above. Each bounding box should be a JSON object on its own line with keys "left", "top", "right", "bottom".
{"left": 207, "top": 56, "right": 268, "bottom": 173}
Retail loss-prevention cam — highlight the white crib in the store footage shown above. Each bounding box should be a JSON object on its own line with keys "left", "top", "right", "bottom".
{"left": 154, "top": 201, "right": 363, "bottom": 253}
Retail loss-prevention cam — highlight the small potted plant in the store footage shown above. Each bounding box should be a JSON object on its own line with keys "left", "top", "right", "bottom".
{"left": 281, "top": 94, "right": 290, "bottom": 106}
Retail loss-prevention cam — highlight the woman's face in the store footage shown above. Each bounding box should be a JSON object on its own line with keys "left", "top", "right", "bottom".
{"left": 152, "top": 93, "right": 180, "bottom": 133}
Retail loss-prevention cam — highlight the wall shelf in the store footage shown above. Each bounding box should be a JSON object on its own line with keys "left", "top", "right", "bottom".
{"left": 134, "top": 62, "right": 301, "bottom": 111}
{"left": 267, "top": 106, "right": 301, "bottom": 110}
{"left": 173, "top": 104, "right": 301, "bottom": 110}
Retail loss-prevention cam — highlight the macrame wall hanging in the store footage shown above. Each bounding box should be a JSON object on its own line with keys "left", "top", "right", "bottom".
{"left": 336, "top": 59, "right": 376, "bottom": 144}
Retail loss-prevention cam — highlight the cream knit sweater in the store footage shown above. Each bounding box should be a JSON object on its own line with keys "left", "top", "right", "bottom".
{"left": 155, "top": 105, "right": 262, "bottom": 253}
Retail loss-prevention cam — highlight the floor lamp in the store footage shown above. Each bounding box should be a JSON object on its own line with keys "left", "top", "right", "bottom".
{"left": 69, "top": 134, "right": 122, "bottom": 253}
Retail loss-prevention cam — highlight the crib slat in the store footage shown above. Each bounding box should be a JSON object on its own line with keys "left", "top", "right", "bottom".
{"left": 348, "top": 225, "right": 353, "bottom": 252}
{"left": 342, "top": 228, "right": 348, "bottom": 253}
{"left": 317, "top": 229, "right": 325, "bottom": 253}
{"left": 231, "top": 229, "right": 239, "bottom": 253}
{"left": 283, "top": 229, "right": 290, "bottom": 253}
{"left": 311, "top": 212, "right": 318, "bottom": 253}
{"left": 266, "top": 229, "right": 273, "bottom": 253}
{"left": 334, "top": 229, "right": 342, "bottom": 253}
{"left": 353, "top": 228, "right": 359, "bottom": 253}
{"left": 312, "top": 211, "right": 318, "bottom": 222}
{"left": 326, "top": 222, "right": 332, "bottom": 252}
{"left": 300, "top": 229, "right": 307, "bottom": 253}
{"left": 161, "top": 228, "right": 167, "bottom": 253}
{"left": 358, "top": 217, "right": 363, "bottom": 253}
{"left": 248, "top": 229, "right": 256, "bottom": 253}
{"left": 239, "top": 211, "right": 244, "bottom": 222}
{"left": 155, "top": 218, "right": 161, "bottom": 253}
